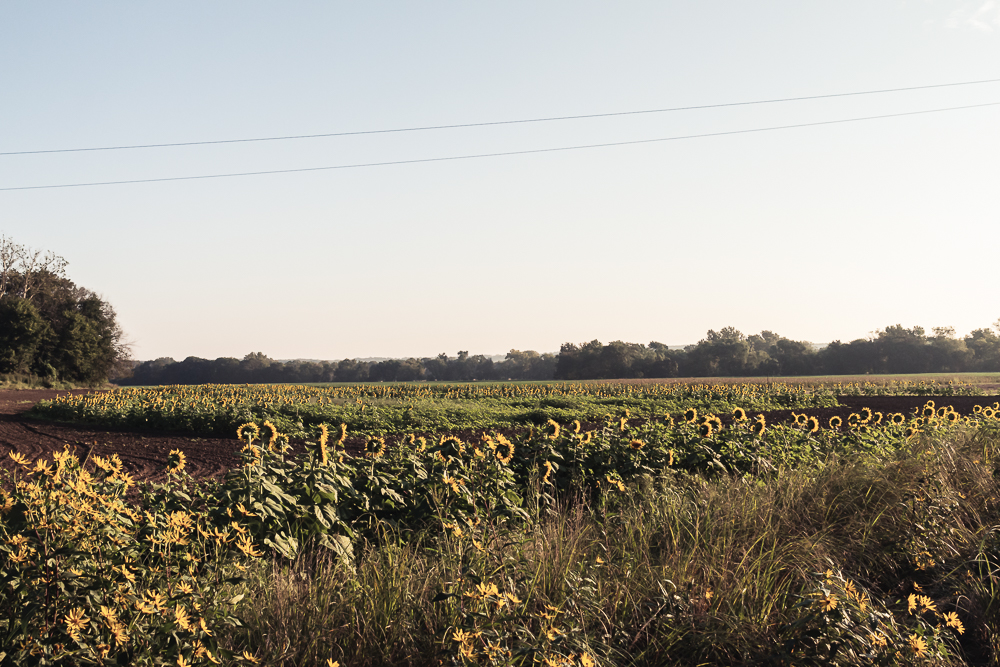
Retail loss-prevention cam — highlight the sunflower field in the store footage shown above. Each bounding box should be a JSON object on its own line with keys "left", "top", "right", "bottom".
{"left": 6, "top": 387, "right": 1000, "bottom": 665}
{"left": 27, "top": 379, "right": 973, "bottom": 438}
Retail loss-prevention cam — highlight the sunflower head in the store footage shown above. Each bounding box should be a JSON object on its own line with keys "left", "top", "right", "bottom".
{"left": 829, "top": 415, "right": 843, "bottom": 429}
{"left": 859, "top": 407, "right": 873, "bottom": 423}
{"left": 890, "top": 413, "right": 905, "bottom": 425}
{"left": 732, "top": 407, "right": 747, "bottom": 421}
{"left": 684, "top": 407, "right": 698, "bottom": 423}
{"left": 806, "top": 416, "right": 820, "bottom": 433}
{"left": 698, "top": 422, "right": 713, "bottom": 438}
{"left": 166, "top": 449, "right": 187, "bottom": 474}
{"left": 236, "top": 422, "right": 260, "bottom": 444}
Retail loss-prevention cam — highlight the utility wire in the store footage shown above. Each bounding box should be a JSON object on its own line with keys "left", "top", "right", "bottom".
{"left": 2, "top": 77, "right": 999, "bottom": 157}
{"left": 1, "top": 100, "right": 997, "bottom": 192}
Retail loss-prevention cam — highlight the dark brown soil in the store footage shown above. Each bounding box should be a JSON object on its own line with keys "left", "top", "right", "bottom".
{"left": 2, "top": 390, "right": 998, "bottom": 483}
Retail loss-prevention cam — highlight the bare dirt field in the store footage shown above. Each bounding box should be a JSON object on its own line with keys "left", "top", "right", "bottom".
{"left": 2, "top": 389, "right": 999, "bottom": 484}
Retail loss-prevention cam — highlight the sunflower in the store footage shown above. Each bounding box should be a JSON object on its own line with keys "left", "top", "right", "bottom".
{"left": 847, "top": 413, "right": 861, "bottom": 426}
{"left": 904, "top": 426, "right": 919, "bottom": 439}
{"left": 946, "top": 411, "right": 960, "bottom": 423}
{"left": 262, "top": 420, "right": 279, "bottom": 451}
{"left": 751, "top": 419, "right": 765, "bottom": 437}
{"left": 363, "top": 437, "right": 386, "bottom": 459}
{"left": 872, "top": 411, "right": 883, "bottom": 425}
{"left": 546, "top": 419, "right": 561, "bottom": 440}
{"left": 936, "top": 406, "right": 949, "bottom": 418}
{"left": 732, "top": 407, "right": 747, "bottom": 421}
{"left": 684, "top": 407, "right": 698, "bottom": 423}
{"left": 922, "top": 405, "right": 936, "bottom": 418}
{"left": 806, "top": 416, "right": 820, "bottom": 433}
{"left": 829, "top": 416, "right": 843, "bottom": 429}
{"left": 698, "top": 422, "right": 713, "bottom": 438}
{"left": 974, "top": 405, "right": 983, "bottom": 414}
{"left": 890, "top": 413, "right": 905, "bottom": 425}
{"left": 794, "top": 412, "right": 808, "bottom": 426}
{"left": 629, "top": 439, "right": 645, "bottom": 450}
{"left": 167, "top": 449, "right": 187, "bottom": 474}
{"left": 236, "top": 422, "right": 260, "bottom": 444}
{"left": 494, "top": 435, "right": 514, "bottom": 465}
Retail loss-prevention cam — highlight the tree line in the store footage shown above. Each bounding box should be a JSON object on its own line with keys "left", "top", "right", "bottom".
{"left": 555, "top": 324, "right": 1000, "bottom": 379}
{"left": 119, "top": 349, "right": 558, "bottom": 385}
{"left": 117, "top": 321, "right": 1000, "bottom": 386}
{"left": 0, "top": 235, "right": 129, "bottom": 385}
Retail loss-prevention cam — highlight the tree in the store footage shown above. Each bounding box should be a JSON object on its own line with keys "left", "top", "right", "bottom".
{"left": 0, "top": 236, "right": 129, "bottom": 384}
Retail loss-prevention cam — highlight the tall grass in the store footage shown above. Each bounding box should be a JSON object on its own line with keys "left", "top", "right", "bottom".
{"left": 223, "top": 425, "right": 1000, "bottom": 666}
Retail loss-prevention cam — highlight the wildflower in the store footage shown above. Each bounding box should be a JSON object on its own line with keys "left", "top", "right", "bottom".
{"left": 235, "top": 534, "right": 262, "bottom": 558}
{"left": 907, "top": 593, "right": 918, "bottom": 614}
{"left": 453, "top": 629, "right": 475, "bottom": 643}
{"left": 943, "top": 611, "right": 965, "bottom": 634}
{"left": 908, "top": 633, "right": 928, "bottom": 657}
{"left": 174, "top": 605, "right": 193, "bottom": 631}
{"left": 818, "top": 593, "right": 838, "bottom": 612}
{"left": 327, "top": 661, "right": 341, "bottom": 667}
{"left": 8, "top": 451, "right": 28, "bottom": 466}
{"left": 917, "top": 595, "right": 937, "bottom": 612}
{"left": 178, "top": 656, "right": 191, "bottom": 667}
{"left": 869, "top": 632, "right": 888, "bottom": 647}
{"left": 65, "top": 607, "right": 90, "bottom": 637}
{"left": 579, "top": 653, "right": 596, "bottom": 667}
{"left": 242, "top": 651, "right": 260, "bottom": 664}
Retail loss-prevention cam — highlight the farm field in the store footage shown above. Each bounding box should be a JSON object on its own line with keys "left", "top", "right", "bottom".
{"left": 5, "top": 380, "right": 1000, "bottom": 665}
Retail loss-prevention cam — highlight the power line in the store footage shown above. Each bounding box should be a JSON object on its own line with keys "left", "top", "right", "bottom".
{"left": 1, "top": 100, "right": 996, "bottom": 192}
{"left": 2, "top": 77, "right": 999, "bottom": 157}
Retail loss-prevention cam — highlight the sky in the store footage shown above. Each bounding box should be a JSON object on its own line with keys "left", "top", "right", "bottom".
{"left": 2, "top": 1, "right": 999, "bottom": 362}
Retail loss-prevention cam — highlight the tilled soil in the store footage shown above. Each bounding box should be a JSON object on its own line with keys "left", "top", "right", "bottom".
{"left": 2, "top": 389, "right": 997, "bottom": 484}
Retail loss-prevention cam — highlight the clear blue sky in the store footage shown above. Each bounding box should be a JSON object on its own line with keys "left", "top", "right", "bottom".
{"left": 3, "top": 2, "right": 999, "bottom": 361}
